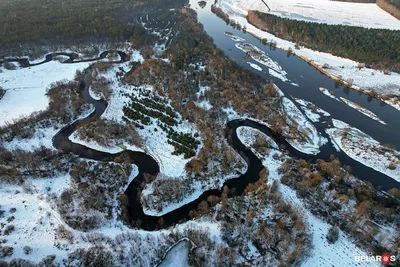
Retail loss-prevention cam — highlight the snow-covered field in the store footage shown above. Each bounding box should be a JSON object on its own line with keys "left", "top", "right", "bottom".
{"left": 236, "top": 126, "right": 379, "bottom": 267}
{"left": 0, "top": 61, "right": 91, "bottom": 126}
{"left": 217, "top": 0, "right": 400, "bottom": 30}
{"left": 214, "top": 0, "right": 400, "bottom": 97}
{"left": 0, "top": 173, "right": 221, "bottom": 265}
{"left": 326, "top": 119, "right": 400, "bottom": 182}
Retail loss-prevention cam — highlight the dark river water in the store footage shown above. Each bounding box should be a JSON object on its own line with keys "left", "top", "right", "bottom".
{"left": 3, "top": 1, "right": 398, "bottom": 230}
{"left": 190, "top": 0, "right": 400, "bottom": 149}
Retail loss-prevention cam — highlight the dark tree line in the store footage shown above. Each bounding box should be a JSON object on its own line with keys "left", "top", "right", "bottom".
{"left": 248, "top": 11, "right": 400, "bottom": 72}
{"left": 0, "top": 0, "right": 185, "bottom": 53}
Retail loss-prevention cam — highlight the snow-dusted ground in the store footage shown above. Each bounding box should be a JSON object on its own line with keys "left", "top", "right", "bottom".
{"left": 217, "top": 0, "right": 400, "bottom": 30}
{"left": 339, "top": 97, "right": 386, "bottom": 125}
{"left": 235, "top": 42, "right": 289, "bottom": 82}
{"left": 236, "top": 127, "right": 379, "bottom": 267}
{"left": 319, "top": 88, "right": 386, "bottom": 124}
{"left": 69, "top": 131, "right": 143, "bottom": 154}
{"left": 0, "top": 172, "right": 221, "bottom": 265}
{"left": 96, "top": 64, "right": 247, "bottom": 216}
{"left": 281, "top": 96, "right": 328, "bottom": 154}
{"left": 319, "top": 87, "right": 341, "bottom": 101}
{"left": 294, "top": 98, "right": 330, "bottom": 123}
{"left": 0, "top": 61, "right": 91, "bottom": 126}
{"left": 223, "top": 85, "right": 327, "bottom": 154}
{"left": 214, "top": 0, "right": 400, "bottom": 97}
{"left": 103, "top": 82, "right": 197, "bottom": 179}
{"left": 3, "top": 104, "right": 94, "bottom": 151}
{"left": 326, "top": 119, "right": 400, "bottom": 182}
{"left": 224, "top": 31, "right": 245, "bottom": 42}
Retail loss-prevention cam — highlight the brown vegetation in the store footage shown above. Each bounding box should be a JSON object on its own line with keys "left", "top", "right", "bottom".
{"left": 377, "top": 0, "right": 400, "bottom": 19}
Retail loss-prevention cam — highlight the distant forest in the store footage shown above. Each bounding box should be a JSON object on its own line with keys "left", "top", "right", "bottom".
{"left": 0, "top": 0, "right": 184, "bottom": 53}
{"left": 247, "top": 11, "right": 400, "bottom": 72}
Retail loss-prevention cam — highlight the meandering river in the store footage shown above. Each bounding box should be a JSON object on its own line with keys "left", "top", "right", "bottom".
{"left": 3, "top": 1, "right": 399, "bottom": 230}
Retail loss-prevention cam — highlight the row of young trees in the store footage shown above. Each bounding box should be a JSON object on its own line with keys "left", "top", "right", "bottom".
{"left": 247, "top": 11, "right": 400, "bottom": 72}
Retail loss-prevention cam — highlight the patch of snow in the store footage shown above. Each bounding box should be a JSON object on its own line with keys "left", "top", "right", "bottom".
{"left": 281, "top": 97, "right": 328, "bottom": 154}
{"left": 326, "top": 119, "right": 400, "bottom": 182}
{"left": 0, "top": 61, "right": 91, "bottom": 126}
{"left": 224, "top": 31, "right": 246, "bottom": 41}
{"left": 340, "top": 97, "right": 386, "bottom": 125}
{"left": 294, "top": 98, "right": 331, "bottom": 122}
{"left": 247, "top": 62, "right": 262, "bottom": 71}
{"left": 195, "top": 99, "right": 213, "bottom": 110}
{"left": 319, "top": 88, "right": 340, "bottom": 101}
{"left": 235, "top": 43, "right": 289, "bottom": 82}
{"left": 4, "top": 104, "right": 95, "bottom": 151}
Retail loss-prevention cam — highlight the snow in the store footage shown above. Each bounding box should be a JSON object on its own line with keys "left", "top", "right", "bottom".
{"left": 158, "top": 240, "right": 192, "bottom": 267}
{"left": 294, "top": 98, "right": 331, "bottom": 123}
{"left": 235, "top": 43, "right": 289, "bottom": 82}
{"left": 3, "top": 104, "right": 95, "bottom": 151}
{"left": 0, "top": 178, "right": 77, "bottom": 263}
{"left": 0, "top": 173, "right": 220, "bottom": 265}
{"left": 236, "top": 126, "right": 278, "bottom": 149}
{"left": 281, "top": 97, "right": 328, "bottom": 154}
{"left": 214, "top": 0, "right": 400, "bottom": 95}
{"left": 195, "top": 99, "right": 213, "bottom": 110}
{"left": 339, "top": 97, "right": 386, "bottom": 125}
{"left": 326, "top": 119, "right": 400, "bottom": 182}
{"left": 237, "top": 127, "right": 379, "bottom": 267}
{"left": 216, "top": 0, "right": 400, "bottom": 30}
{"left": 0, "top": 61, "right": 91, "bottom": 126}
{"left": 69, "top": 131, "right": 143, "bottom": 154}
{"left": 247, "top": 62, "right": 262, "bottom": 71}
{"left": 319, "top": 88, "right": 340, "bottom": 101}
{"left": 224, "top": 31, "right": 245, "bottom": 42}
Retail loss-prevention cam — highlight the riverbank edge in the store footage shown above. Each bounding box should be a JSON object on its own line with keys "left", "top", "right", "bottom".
{"left": 210, "top": 5, "right": 400, "bottom": 111}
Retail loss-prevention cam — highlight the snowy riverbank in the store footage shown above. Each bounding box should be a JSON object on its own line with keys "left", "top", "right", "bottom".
{"left": 214, "top": 0, "right": 400, "bottom": 101}
{"left": 236, "top": 126, "right": 380, "bottom": 267}
{"left": 326, "top": 119, "right": 400, "bottom": 183}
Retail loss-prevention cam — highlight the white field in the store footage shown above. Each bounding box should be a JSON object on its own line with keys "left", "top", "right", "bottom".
{"left": 326, "top": 119, "right": 400, "bottom": 182}
{"left": 218, "top": 0, "right": 400, "bottom": 29}
{"left": 236, "top": 126, "right": 380, "bottom": 267}
{"left": 0, "top": 61, "right": 91, "bottom": 126}
{"left": 215, "top": 0, "right": 400, "bottom": 98}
